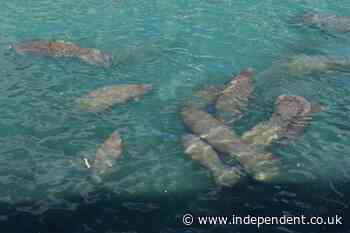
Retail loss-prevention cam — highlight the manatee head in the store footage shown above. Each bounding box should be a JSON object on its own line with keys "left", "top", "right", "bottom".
{"left": 275, "top": 95, "right": 312, "bottom": 121}
{"left": 239, "top": 67, "right": 253, "bottom": 78}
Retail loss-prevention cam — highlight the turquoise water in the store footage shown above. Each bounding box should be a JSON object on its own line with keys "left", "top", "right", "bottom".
{"left": 1, "top": 0, "right": 350, "bottom": 232}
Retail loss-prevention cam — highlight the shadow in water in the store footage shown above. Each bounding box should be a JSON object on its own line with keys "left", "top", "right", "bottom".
{"left": 1, "top": 180, "right": 350, "bottom": 233}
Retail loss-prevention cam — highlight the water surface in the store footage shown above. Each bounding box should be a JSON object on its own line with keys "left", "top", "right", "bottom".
{"left": 0, "top": 0, "right": 350, "bottom": 232}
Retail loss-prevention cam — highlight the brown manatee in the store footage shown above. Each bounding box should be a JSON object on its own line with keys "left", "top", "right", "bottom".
{"left": 184, "top": 85, "right": 224, "bottom": 110}
{"left": 89, "top": 130, "right": 123, "bottom": 183}
{"left": 215, "top": 68, "right": 254, "bottom": 124}
{"left": 181, "top": 107, "right": 280, "bottom": 182}
{"left": 76, "top": 84, "right": 152, "bottom": 112}
{"left": 302, "top": 13, "right": 350, "bottom": 33}
{"left": 182, "top": 134, "right": 242, "bottom": 187}
{"left": 13, "top": 40, "right": 112, "bottom": 67}
{"left": 242, "top": 95, "right": 324, "bottom": 146}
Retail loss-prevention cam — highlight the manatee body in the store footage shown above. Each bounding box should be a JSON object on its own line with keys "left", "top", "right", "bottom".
{"left": 285, "top": 54, "right": 350, "bottom": 75}
{"left": 242, "top": 95, "right": 322, "bottom": 146}
{"left": 13, "top": 40, "right": 111, "bottom": 67}
{"left": 76, "top": 84, "right": 152, "bottom": 112}
{"left": 258, "top": 54, "right": 350, "bottom": 82}
{"left": 215, "top": 68, "right": 253, "bottom": 124}
{"left": 182, "top": 134, "right": 241, "bottom": 187}
{"left": 90, "top": 130, "right": 123, "bottom": 182}
{"left": 185, "top": 85, "right": 224, "bottom": 110}
{"left": 302, "top": 13, "right": 350, "bottom": 33}
{"left": 181, "top": 107, "right": 280, "bottom": 182}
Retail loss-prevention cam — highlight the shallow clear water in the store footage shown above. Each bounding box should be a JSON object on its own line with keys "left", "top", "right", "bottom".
{"left": 1, "top": 0, "right": 350, "bottom": 232}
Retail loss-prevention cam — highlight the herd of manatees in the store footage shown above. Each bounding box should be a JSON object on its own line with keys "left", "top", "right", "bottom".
{"left": 10, "top": 12, "right": 350, "bottom": 187}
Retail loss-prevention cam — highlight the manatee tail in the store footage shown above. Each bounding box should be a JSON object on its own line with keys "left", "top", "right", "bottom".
{"left": 328, "top": 59, "right": 350, "bottom": 73}
{"left": 78, "top": 50, "right": 112, "bottom": 68}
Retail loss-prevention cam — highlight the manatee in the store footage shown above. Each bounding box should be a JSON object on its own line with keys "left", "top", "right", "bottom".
{"left": 242, "top": 95, "right": 323, "bottom": 146}
{"left": 285, "top": 54, "right": 350, "bottom": 75}
{"left": 89, "top": 130, "right": 123, "bottom": 183}
{"left": 76, "top": 84, "right": 152, "bottom": 112}
{"left": 181, "top": 107, "right": 280, "bottom": 182}
{"left": 78, "top": 48, "right": 112, "bottom": 67}
{"left": 302, "top": 13, "right": 350, "bottom": 33}
{"left": 182, "top": 134, "right": 241, "bottom": 187}
{"left": 13, "top": 40, "right": 112, "bottom": 67}
{"left": 184, "top": 85, "right": 224, "bottom": 110}
{"left": 215, "top": 68, "right": 253, "bottom": 124}
{"left": 259, "top": 54, "right": 350, "bottom": 81}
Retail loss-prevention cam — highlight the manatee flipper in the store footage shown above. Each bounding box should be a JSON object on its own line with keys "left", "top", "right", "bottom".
{"left": 182, "top": 134, "right": 242, "bottom": 187}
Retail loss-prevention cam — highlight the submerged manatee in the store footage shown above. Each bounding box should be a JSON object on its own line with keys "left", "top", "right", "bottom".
{"left": 285, "top": 54, "right": 350, "bottom": 75}
{"left": 181, "top": 107, "right": 280, "bottom": 182}
{"left": 76, "top": 84, "right": 152, "bottom": 112}
{"left": 184, "top": 85, "right": 224, "bottom": 110}
{"left": 302, "top": 13, "right": 350, "bottom": 33}
{"left": 242, "top": 95, "right": 323, "bottom": 146}
{"left": 182, "top": 134, "right": 241, "bottom": 187}
{"left": 259, "top": 54, "right": 350, "bottom": 80}
{"left": 90, "top": 130, "right": 123, "bottom": 183}
{"left": 215, "top": 68, "right": 253, "bottom": 124}
{"left": 13, "top": 40, "right": 111, "bottom": 67}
